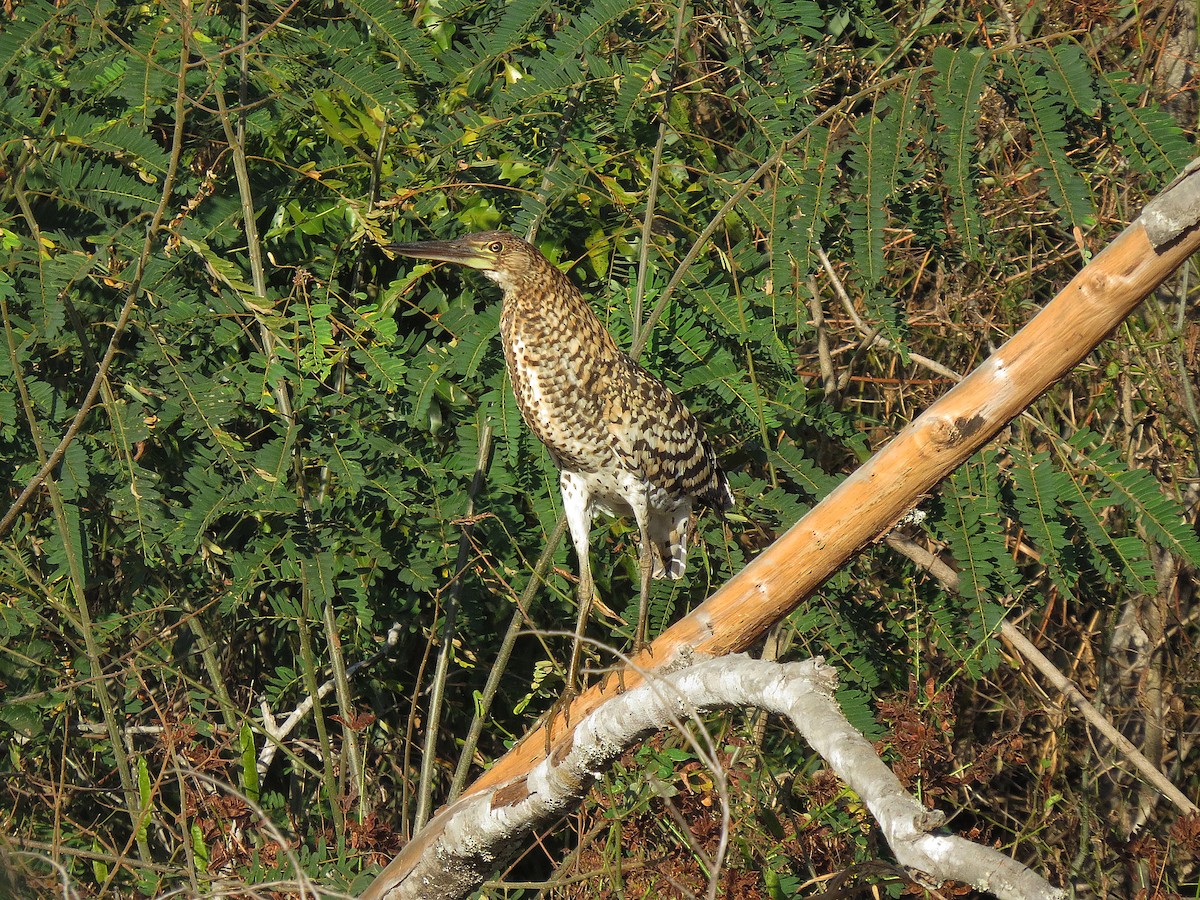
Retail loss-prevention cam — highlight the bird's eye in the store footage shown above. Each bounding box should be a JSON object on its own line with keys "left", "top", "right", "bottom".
{"left": 488, "top": 241, "right": 503, "bottom": 252}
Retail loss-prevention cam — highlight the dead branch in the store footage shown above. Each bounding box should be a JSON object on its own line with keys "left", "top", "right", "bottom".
{"left": 363, "top": 655, "right": 1063, "bottom": 900}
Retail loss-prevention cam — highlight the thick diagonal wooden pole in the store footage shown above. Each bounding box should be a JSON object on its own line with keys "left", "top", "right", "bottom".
{"left": 361, "top": 159, "right": 1200, "bottom": 900}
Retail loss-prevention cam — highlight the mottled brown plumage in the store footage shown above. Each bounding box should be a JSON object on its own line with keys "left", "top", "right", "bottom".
{"left": 387, "top": 230, "right": 732, "bottom": 681}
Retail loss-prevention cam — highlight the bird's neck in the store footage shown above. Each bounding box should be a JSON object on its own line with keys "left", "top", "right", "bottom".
{"left": 500, "top": 267, "right": 609, "bottom": 336}
{"left": 497, "top": 267, "right": 622, "bottom": 374}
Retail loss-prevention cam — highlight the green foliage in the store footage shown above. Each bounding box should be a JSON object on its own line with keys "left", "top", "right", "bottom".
{"left": 1003, "top": 49, "right": 1095, "bottom": 230}
{"left": 931, "top": 46, "right": 991, "bottom": 259}
{"left": 1, "top": 0, "right": 1197, "bottom": 894}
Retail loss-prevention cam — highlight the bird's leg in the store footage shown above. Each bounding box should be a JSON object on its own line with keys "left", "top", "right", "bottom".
{"left": 561, "top": 471, "right": 594, "bottom": 695}
{"left": 635, "top": 530, "right": 653, "bottom": 652}
{"left": 568, "top": 552, "right": 594, "bottom": 694}
{"left": 634, "top": 508, "right": 654, "bottom": 654}
{"left": 545, "top": 516, "right": 593, "bottom": 756}
{"left": 541, "top": 475, "right": 594, "bottom": 753}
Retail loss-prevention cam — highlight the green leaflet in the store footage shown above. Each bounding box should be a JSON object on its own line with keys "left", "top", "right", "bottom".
{"left": 1004, "top": 50, "right": 1095, "bottom": 230}
{"left": 931, "top": 46, "right": 992, "bottom": 259}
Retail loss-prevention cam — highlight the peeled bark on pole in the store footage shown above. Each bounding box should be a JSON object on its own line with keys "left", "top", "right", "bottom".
{"left": 360, "top": 158, "right": 1200, "bottom": 900}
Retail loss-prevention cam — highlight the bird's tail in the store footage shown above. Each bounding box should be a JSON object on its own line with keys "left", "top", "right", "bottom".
{"left": 649, "top": 506, "right": 692, "bottom": 580}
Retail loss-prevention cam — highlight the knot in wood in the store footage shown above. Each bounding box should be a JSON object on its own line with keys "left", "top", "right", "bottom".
{"left": 929, "top": 413, "right": 986, "bottom": 450}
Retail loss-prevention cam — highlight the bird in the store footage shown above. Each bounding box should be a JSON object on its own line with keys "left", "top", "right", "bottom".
{"left": 387, "top": 230, "right": 733, "bottom": 687}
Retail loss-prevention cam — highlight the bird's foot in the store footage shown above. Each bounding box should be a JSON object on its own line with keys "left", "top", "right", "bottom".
{"left": 542, "top": 679, "right": 584, "bottom": 754}
{"left": 610, "top": 636, "right": 652, "bottom": 693}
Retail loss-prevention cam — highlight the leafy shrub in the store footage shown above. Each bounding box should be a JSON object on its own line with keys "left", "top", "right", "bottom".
{"left": 1, "top": 0, "right": 1197, "bottom": 894}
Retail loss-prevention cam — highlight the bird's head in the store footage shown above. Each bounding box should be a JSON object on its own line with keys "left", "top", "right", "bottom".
{"left": 385, "top": 231, "right": 542, "bottom": 292}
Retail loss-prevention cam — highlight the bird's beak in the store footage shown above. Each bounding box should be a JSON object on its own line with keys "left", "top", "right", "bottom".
{"left": 385, "top": 239, "right": 491, "bottom": 271}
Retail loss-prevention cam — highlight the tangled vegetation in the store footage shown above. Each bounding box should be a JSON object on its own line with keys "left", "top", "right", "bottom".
{"left": 1, "top": 0, "right": 1197, "bottom": 895}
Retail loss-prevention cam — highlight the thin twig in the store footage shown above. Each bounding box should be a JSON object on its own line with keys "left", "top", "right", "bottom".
{"left": 294, "top": 579, "right": 346, "bottom": 849}
{"left": 449, "top": 518, "right": 570, "bottom": 801}
{"left": 805, "top": 274, "right": 839, "bottom": 401}
{"left": 629, "top": 69, "right": 931, "bottom": 362}
{"left": 525, "top": 76, "right": 587, "bottom": 243}
{"left": 255, "top": 623, "right": 404, "bottom": 778}
{"left": 1170, "top": 266, "right": 1200, "bottom": 466}
{"left": 415, "top": 424, "right": 493, "bottom": 831}
{"left": 884, "top": 532, "right": 1199, "bottom": 816}
{"left": 0, "top": 1, "right": 196, "bottom": 867}
{"left": 632, "top": 0, "right": 690, "bottom": 347}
